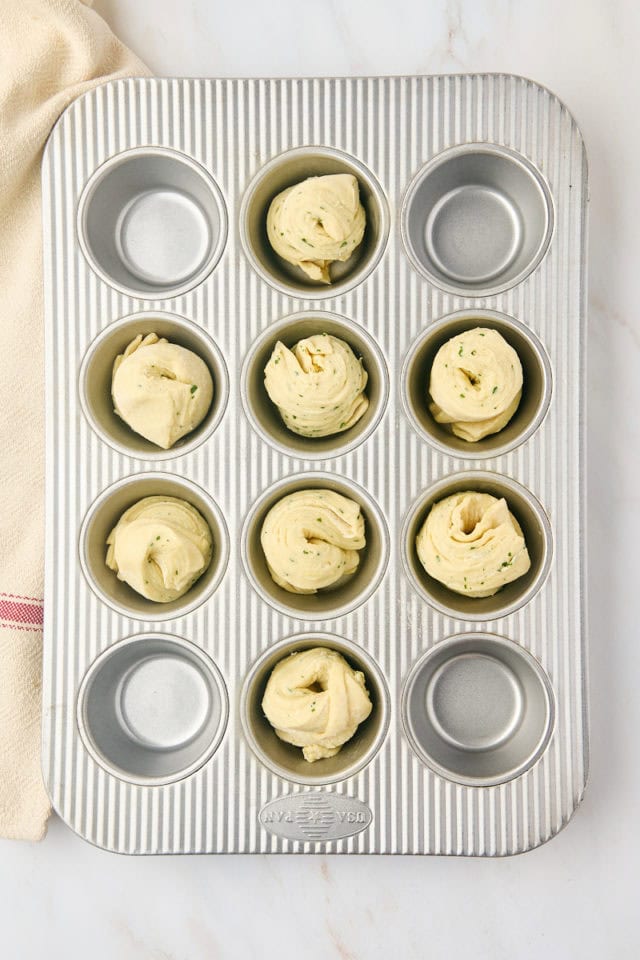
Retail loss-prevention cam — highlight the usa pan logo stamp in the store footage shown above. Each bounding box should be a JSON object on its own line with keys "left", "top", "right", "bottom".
{"left": 259, "top": 792, "right": 373, "bottom": 842}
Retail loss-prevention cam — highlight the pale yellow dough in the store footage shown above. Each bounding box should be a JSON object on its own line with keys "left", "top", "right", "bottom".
{"left": 260, "top": 489, "right": 365, "bottom": 594}
{"left": 266, "top": 173, "right": 366, "bottom": 283}
{"left": 262, "top": 647, "right": 372, "bottom": 762}
{"left": 112, "top": 333, "right": 213, "bottom": 449}
{"left": 106, "top": 496, "right": 212, "bottom": 602}
{"left": 416, "top": 491, "right": 530, "bottom": 597}
{"left": 264, "top": 333, "right": 368, "bottom": 437}
{"left": 429, "top": 327, "right": 523, "bottom": 441}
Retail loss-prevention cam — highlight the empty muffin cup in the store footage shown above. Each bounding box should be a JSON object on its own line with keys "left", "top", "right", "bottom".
{"left": 241, "top": 633, "right": 390, "bottom": 785}
{"left": 241, "top": 311, "right": 389, "bottom": 458}
{"left": 240, "top": 146, "right": 389, "bottom": 298}
{"left": 78, "top": 147, "right": 227, "bottom": 299}
{"left": 77, "top": 633, "right": 228, "bottom": 785}
{"left": 402, "top": 144, "right": 553, "bottom": 297}
{"left": 402, "top": 633, "right": 554, "bottom": 786}
{"left": 402, "top": 471, "right": 552, "bottom": 620}
{"left": 402, "top": 309, "right": 552, "bottom": 458}
{"left": 79, "top": 311, "right": 229, "bottom": 459}
{"left": 80, "top": 473, "right": 229, "bottom": 620}
{"left": 241, "top": 472, "right": 389, "bottom": 620}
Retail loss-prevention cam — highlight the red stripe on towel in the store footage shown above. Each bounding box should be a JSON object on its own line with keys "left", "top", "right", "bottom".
{"left": 0, "top": 596, "right": 44, "bottom": 626}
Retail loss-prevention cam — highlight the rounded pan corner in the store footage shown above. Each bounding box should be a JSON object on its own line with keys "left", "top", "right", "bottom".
{"left": 497, "top": 72, "right": 589, "bottom": 176}
{"left": 507, "top": 779, "right": 589, "bottom": 858}
{"left": 43, "top": 78, "right": 145, "bottom": 166}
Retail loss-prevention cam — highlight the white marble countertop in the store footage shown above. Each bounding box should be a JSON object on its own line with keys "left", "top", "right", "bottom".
{"left": 2, "top": 0, "right": 639, "bottom": 957}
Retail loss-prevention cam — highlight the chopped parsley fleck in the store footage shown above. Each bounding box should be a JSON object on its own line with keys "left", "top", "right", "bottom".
{"left": 190, "top": 384, "right": 198, "bottom": 395}
{"left": 492, "top": 386, "right": 498, "bottom": 394}
{"left": 458, "top": 344, "right": 464, "bottom": 356}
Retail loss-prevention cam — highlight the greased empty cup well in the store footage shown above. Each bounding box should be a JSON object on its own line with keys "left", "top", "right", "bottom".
{"left": 78, "top": 634, "right": 228, "bottom": 785}
{"left": 241, "top": 633, "right": 390, "bottom": 785}
{"left": 240, "top": 146, "right": 389, "bottom": 298}
{"left": 402, "top": 144, "right": 553, "bottom": 297}
{"left": 78, "top": 147, "right": 227, "bottom": 299}
{"left": 402, "top": 471, "right": 552, "bottom": 620}
{"left": 80, "top": 473, "right": 229, "bottom": 621}
{"left": 402, "top": 309, "right": 552, "bottom": 458}
{"left": 402, "top": 633, "right": 554, "bottom": 786}
{"left": 241, "top": 311, "right": 389, "bottom": 459}
{"left": 80, "top": 312, "right": 229, "bottom": 459}
{"left": 241, "top": 473, "right": 389, "bottom": 620}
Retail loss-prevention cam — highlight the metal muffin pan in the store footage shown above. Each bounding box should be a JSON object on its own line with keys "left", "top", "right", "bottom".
{"left": 43, "top": 75, "right": 588, "bottom": 855}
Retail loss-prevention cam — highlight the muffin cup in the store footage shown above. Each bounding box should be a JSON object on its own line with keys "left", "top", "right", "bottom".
{"left": 241, "top": 472, "right": 389, "bottom": 620}
{"left": 79, "top": 473, "right": 229, "bottom": 621}
{"left": 239, "top": 146, "right": 389, "bottom": 298}
{"left": 402, "top": 633, "right": 555, "bottom": 786}
{"left": 241, "top": 633, "right": 390, "bottom": 785}
{"left": 241, "top": 310, "right": 389, "bottom": 459}
{"left": 401, "top": 143, "right": 553, "bottom": 297}
{"left": 77, "top": 633, "right": 228, "bottom": 785}
{"left": 79, "top": 311, "right": 229, "bottom": 460}
{"left": 401, "top": 309, "right": 552, "bottom": 458}
{"left": 402, "top": 471, "right": 552, "bottom": 620}
{"left": 77, "top": 147, "right": 227, "bottom": 299}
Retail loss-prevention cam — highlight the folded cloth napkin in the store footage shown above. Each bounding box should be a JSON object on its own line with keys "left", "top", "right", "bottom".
{"left": 0, "top": 0, "right": 149, "bottom": 841}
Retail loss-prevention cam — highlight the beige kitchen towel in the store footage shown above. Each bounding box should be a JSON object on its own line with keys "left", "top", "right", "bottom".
{"left": 0, "top": 0, "right": 149, "bottom": 841}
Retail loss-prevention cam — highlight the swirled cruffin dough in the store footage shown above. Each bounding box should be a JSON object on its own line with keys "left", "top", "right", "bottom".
{"left": 266, "top": 173, "right": 366, "bottom": 283}
{"left": 429, "top": 328, "right": 523, "bottom": 442}
{"left": 262, "top": 647, "right": 373, "bottom": 762}
{"left": 264, "top": 333, "right": 369, "bottom": 437}
{"left": 260, "top": 489, "right": 365, "bottom": 595}
{"left": 106, "top": 496, "right": 212, "bottom": 602}
{"left": 416, "top": 491, "right": 531, "bottom": 598}
{"left": 112, "top": 333, "right": 213, "bottom": 449}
